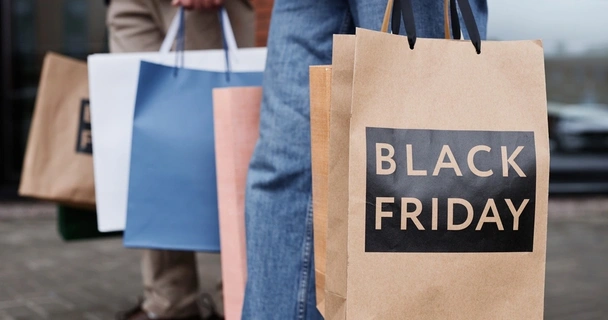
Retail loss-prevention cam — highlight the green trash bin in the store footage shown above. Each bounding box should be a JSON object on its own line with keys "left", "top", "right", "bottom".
{"left": 57, "top": 205, "right": 122, "bottom": 241}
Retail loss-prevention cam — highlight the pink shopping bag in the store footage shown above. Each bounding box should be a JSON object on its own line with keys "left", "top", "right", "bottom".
{"left": 212, "top": 87, "right": 262, "bottom": 320}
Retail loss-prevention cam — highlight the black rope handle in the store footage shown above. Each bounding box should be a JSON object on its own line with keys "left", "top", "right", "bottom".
{"left": 455, "top": 0, "right": 481, "bottom": 54}
{"left": 392, "top": 0, "right": 481, "bottom": 54}
{"left": 391, "top": 0, "right": 416, "bottom": 49}
{"left": 450, "top": 0, "right": 461, "bottom": 40}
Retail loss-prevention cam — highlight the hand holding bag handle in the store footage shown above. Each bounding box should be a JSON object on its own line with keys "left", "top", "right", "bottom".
{"left": 381, "top": 0, "right": 459, "bottom": 42}
{"left": 381, "top": 0, "right": 481, "bottom": 53}
{"left": 158, "top": 6, "right": 238, "bottom": 79}
{"left": 160, "top": 7, "right": 239, "bottom": 54}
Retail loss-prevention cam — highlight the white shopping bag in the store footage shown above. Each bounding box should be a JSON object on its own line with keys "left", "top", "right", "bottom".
{"left": 88, "top": 9, "right": 266, "bottom": 232}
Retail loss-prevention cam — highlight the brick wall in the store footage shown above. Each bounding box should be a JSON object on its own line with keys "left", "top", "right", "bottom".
{"left": 251, "top": 0, "right": 274, "bottom": 47}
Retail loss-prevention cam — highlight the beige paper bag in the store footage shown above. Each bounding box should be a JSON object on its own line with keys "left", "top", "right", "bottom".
{"left": 212, "top": 87, "right": 262, "bottom": 320}
{"left": 19, "top": 52, "right": 95, "bottom": 208}
{"left": 344, "top": 27, "right": 549, "bottom": 320}
{"left": 323, "top": 35, "right": 356, "bottom": 320}
{"left": 323, "top": 3, "right": 461, "bottom": 317}
{"left": 309, "top": 65, "right": 332, "bottom": 316}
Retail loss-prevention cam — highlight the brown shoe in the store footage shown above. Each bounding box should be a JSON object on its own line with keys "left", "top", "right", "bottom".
{"left": 115, "top": 302, "right": 201, "bottom": 320}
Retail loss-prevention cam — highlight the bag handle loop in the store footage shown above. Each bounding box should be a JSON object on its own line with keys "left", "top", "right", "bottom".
{"left": 380, "top": 0, "right": 394, "bottom": 34}
{"left": 390, "top": 0, "right": 417, "bottom": 49}
{"left": 454, "top": 0, "right": 481, "bottom": 53}
{"left": 445, "top": 0, "right": 461, "bottom": 40}
{"left": 158, "top": 7, "right": 235, "bottom": 80}
{"left": 160, "top": 7, "right": 238, "bottom": 54}
{"left": 381, "top": 0, "right": 480, "bottom": 54}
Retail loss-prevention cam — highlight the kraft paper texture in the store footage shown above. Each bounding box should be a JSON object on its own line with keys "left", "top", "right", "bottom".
{"left": 19, "top": 52, "right": 95, "bottom": 208}
{"left": 345, "top": 28, "right": 549, "bottom": 319}
{"left": 310, "top": 65, "right": 332, "bottom": 317}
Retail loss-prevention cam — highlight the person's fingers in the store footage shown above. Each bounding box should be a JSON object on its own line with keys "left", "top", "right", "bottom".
{"left": 192, "top": 0, "right": 211, "bottom": 10}
{"left": 175, "top": 0, "right": 222, "bottom": 11}
{"left": 195, "top": 0, "right": 224, "bottom": 11}
{"left": 176, "top": 0, "right": 195, "bottom": 10}
{"left": 192, "top": 0, "right": 203, "bottom": 10}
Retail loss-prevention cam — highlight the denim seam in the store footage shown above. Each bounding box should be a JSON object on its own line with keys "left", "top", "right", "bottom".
{"left": 296, "top": 197, "right": 315, "bottom": 320}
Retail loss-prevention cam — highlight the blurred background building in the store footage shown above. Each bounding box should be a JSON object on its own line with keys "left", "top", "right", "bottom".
{"left": 1, "top": 0, "right": 106, "bottom": 197}
{"left": 486, "top": 0, "right": 608, "bottom": 194}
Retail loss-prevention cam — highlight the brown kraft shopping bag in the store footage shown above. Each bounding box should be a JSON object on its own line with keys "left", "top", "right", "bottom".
{"left": 324, "top": 2, "right": 459, "bottom": 317}
{"left": 323, "top": 34, "right": 355, "bottom": 320}
{"left": 19, "top": 52, "right": 95, "bottom": 208}
{"left": 310, "top": 65, "right": 332, "bottom": 317}
{"left": 212, "top": 87, "right": 262, "bottom": 320}
{"left": 344, "top": 1, "right": 549, "bottom": 319}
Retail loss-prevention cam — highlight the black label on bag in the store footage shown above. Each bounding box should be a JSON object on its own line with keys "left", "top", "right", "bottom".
{"left": 76, "top": 99, "right": 92, "bottom": 154}
{"left": 365, "top": 128, "right": 536, "bottom": 253}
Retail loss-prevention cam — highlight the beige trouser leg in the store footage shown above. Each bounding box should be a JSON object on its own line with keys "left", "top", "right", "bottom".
{"left": 140, "top": 250, "right": 200, "bottom": 318}
{"left": 106, "top": 0, "right": 254, "bottom": 318}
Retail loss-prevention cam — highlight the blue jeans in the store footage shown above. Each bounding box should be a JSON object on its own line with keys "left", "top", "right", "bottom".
{"left": 243, "top": 1, "right": 488, "bottom": 319}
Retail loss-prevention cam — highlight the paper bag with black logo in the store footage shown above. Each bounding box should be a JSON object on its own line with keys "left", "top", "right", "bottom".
{"left": 19, "top": 52, "right": 95, "bottom": 208}
{"left": 341, "top": 0, "right": 549, "bottom": 318}
{"left": 323, "top": 3, "right": 465, "bottom": 317}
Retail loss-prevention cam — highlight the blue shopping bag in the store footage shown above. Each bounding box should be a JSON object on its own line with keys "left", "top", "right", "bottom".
{"left": 124, "top": 61, "right": 263, "bottom": 251}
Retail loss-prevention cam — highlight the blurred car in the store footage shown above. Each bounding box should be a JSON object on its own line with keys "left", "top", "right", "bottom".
{"left": 548, "top": 103, "right": 608, "bottom": 153}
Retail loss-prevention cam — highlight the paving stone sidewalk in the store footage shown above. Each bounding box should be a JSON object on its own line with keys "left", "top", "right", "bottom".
{"left": 0, "top": 199, "right": 607, "bottom": 319}
{"left": 0, "top": 202, "right": 222, "bottom": 320}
